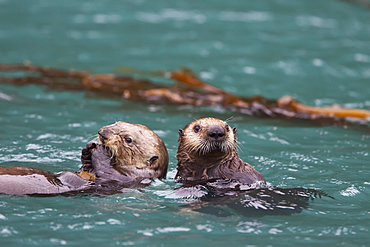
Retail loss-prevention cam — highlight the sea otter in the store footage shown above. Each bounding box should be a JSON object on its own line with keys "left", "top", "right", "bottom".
{"left": 175, "top": 117, "right": 265, "bottom": 185}
{"left": 79, "top": 121, "right": 168, "bottom": 192}
{"left": 174, "top": 117, "right": 328, "bottom": 216}
{"left": 0, "top": 121, "right": 168, "bottom": 195}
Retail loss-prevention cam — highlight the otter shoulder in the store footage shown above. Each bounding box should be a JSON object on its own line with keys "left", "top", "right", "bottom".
{"left": 218, "top": 158, "right": 266, "bottom": 185}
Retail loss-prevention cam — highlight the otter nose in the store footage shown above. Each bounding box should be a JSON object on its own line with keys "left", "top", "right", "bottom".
{"left": 207, "top": 126, "right": 225, "bottom": 140}
{"left": 98, "top": 131, "right": 107, "bottom": 140}
{"left": 98, "top": 129, "right": 112, "bottom": 141}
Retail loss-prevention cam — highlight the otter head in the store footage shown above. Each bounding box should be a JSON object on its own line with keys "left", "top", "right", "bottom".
{"left": 177, "top": 117, "right": 237, "bottom": 161}
{"left": 98, "top": 121, "right": 168, "bottom": 179}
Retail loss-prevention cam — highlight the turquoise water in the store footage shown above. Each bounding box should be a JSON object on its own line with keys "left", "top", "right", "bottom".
{"left": 0, "top": 0, "right": 369, "bottom": 246}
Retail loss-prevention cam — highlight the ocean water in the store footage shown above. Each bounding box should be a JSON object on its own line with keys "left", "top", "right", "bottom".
{"left": 0, "top": 0, "right": 369, "bottom": 246}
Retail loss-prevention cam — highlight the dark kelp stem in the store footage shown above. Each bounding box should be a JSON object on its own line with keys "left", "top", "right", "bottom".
{"left": 0, "top": 63, "right": 369, "bottom": 124}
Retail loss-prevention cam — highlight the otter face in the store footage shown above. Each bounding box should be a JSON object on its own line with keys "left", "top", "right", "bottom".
{"left": 178, "top": 117, "right": 237, "bottom": 156}
{"left": 98, "top": 121, "right": 168, "bottom": 179}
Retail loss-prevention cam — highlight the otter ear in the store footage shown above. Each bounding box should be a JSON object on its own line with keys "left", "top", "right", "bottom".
{"left": 232, "top": 127, "right": 237, "bottom": 134}
{"left": 178, "top": 129, "right": 185, "bottom": 136}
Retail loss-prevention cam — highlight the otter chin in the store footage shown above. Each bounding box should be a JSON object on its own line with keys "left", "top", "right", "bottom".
{"left": 175, "top": 117, "right": 265, "bottom": 185}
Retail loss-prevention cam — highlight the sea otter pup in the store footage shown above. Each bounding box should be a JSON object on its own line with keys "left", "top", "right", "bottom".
{"left": 175, "top": 117, "right": 265, "bottom": 185}
{"left": 0, "top": 121, "right": 168, "bottom": 195}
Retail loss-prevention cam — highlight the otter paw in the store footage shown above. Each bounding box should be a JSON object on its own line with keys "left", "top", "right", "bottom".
{"left": 91, "top": 145, "right": 112, "bottom": 168}
{"left": 80, "top": 142, "right": 97, "bottom": 167}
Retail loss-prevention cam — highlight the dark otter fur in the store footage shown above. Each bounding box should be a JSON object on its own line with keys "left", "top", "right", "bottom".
{"left": 176, "top": 117, "right": 265, "bottom": 185}
{"left": 0, "top": 121, "right": 168, "bottom": 195}
{"left": 174, "top": 118, "right": 332, "bottom": 216}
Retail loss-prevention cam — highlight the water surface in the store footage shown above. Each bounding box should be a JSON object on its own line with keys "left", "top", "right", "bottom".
{"left": 0, "top": 0, "right": 369, "bottom": 246}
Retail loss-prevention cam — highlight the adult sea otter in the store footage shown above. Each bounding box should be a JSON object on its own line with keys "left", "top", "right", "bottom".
{"left": 0, "top": 121, "right": 168, "bottom": 195}
{"left": 174, "top": 117, "right": 328, "bottom": 216}
{"left": 176, "top": 117, "right": 265, "bottom": 185}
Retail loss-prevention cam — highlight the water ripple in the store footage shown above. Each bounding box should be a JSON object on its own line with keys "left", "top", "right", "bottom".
{"left": 296, "top": 15, "right": 337, "bottom": 28}
{"left": 219, "top": 11, "right": 272, "bottom": 22}
{"left": 340, "top": 185, "right": 361, "bottom": 197}
{"left": 136, "top": 9, "right": 207, "bottom": 24}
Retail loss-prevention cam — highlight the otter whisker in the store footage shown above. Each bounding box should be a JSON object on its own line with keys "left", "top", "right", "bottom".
{"left": 104, "top": 144, "right": 117, "bottom": 161}
{"left": 224, "top": 116, "right": 234, "bottom": 123}
{"left": 202, "top": 141, "right": 213, "bottom": 155}
{"left": 202, "top": 144, "right": 209, "bottom": 155}
{"left": 235, "top": 140, "right": 243, "bottom": 153}
{"left": 88, "top": 135, "right": 99, "bottom": 143}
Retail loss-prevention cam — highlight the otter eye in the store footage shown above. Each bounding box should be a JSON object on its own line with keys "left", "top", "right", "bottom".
{"left": 193, "top": 125, "right": 200, "bottom": 133}
{"left": 124, "top": 137, "right": 133, "bottom": 143}
{"left": 225, "top": 125, "right": 230, "bottom": 132}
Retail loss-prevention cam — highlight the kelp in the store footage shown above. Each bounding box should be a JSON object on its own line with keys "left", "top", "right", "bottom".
{"left": 0, "top": 63, "right": 369, "bottom": 125}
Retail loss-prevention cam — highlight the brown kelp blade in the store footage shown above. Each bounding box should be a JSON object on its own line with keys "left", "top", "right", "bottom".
{"left": 1, "top": 63, "right": 369, "bottom": 123}
{"left": 165, "top": 67, "right": 370, "bottom": 120}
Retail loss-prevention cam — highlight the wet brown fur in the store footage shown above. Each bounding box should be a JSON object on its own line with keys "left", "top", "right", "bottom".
{"left": 176, "top": 117, "right": 265, "bottom": 185}
{"left": 95, "top": 121, "right": 168, "bottom": 179}
{"left": 0, "top": 121, "right": 168, "bottom": 195}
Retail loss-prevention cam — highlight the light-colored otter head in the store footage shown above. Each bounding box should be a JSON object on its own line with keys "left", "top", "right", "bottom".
{"left": 98, "top": 121, "right": 168, "bottom": 179}
{"left": 176, "top": 117, "right": 266, "bottom": 184}
{"left": 177, "top": 117, "right": 237, "bottom": 159}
